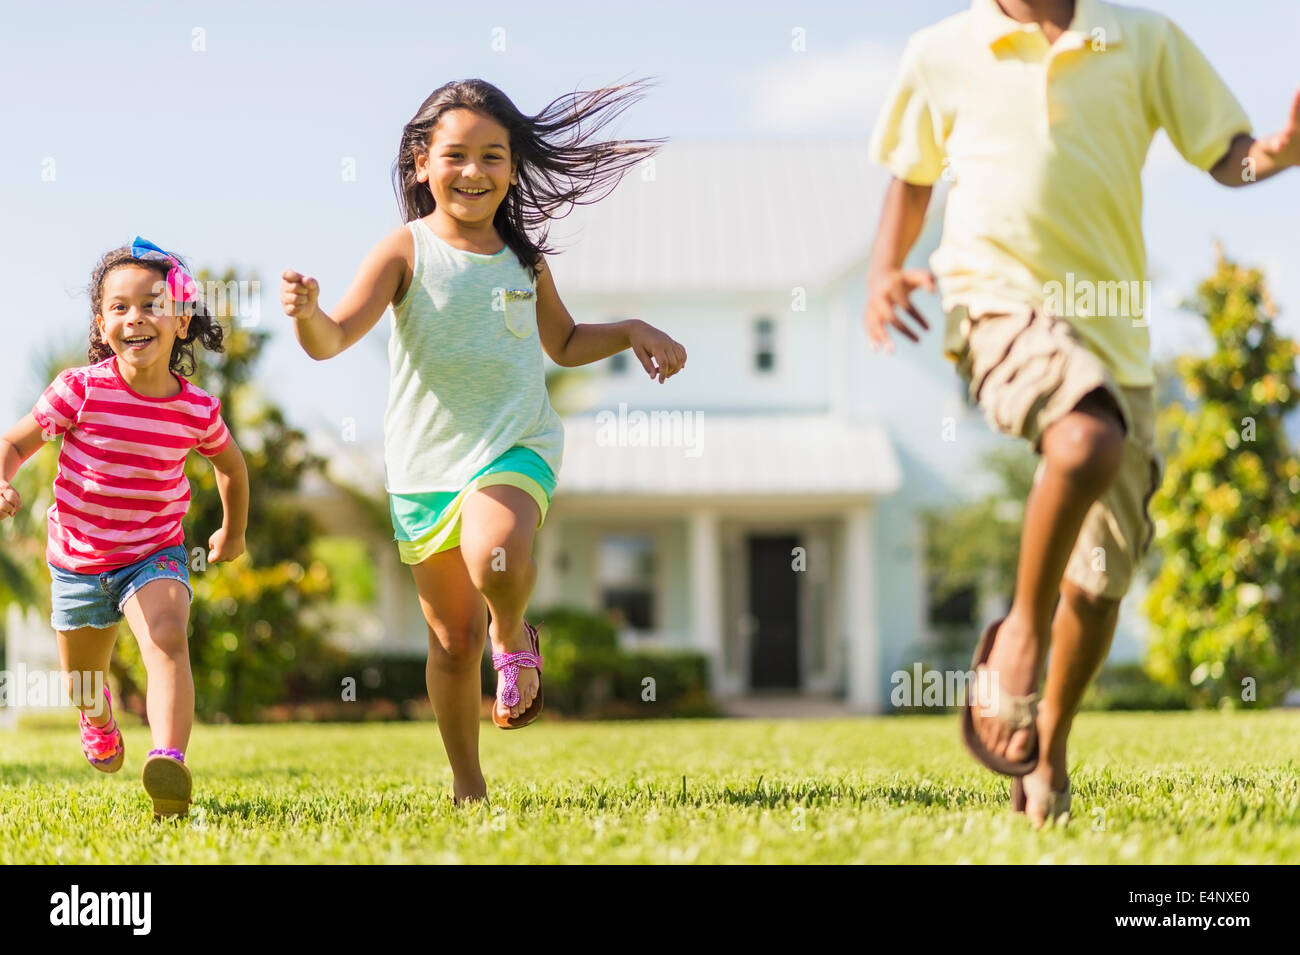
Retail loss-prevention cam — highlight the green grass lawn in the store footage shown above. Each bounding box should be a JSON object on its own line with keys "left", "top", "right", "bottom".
{"left": 2, "top": 711, "right": 1297, "bottom": 863}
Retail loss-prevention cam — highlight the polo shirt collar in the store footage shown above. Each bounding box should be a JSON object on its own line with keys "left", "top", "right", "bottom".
{"left": 971, "top": 0, "right": 1123, "bottom": 50}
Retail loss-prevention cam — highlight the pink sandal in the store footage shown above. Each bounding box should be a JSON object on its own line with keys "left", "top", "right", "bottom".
{"left": 492, "top": 621, "right": 544, "bottom": 729}
{"left": 80, "top": 686, "right": 124, "bottom": 774}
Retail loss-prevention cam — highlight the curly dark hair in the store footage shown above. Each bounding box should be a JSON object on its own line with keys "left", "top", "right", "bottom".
{"left": 392, "top": 78, "right": 664, "bottom": 278}
{"left": 86, "top": 246, "right": 224, "bottom": 377}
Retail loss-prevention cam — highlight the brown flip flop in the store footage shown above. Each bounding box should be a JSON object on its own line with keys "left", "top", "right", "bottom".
{"left": 492, "top": 620, "right": 544, "bottom": 730}
{"left": 961, "top": 617, "right": 1038, "bottom": 777}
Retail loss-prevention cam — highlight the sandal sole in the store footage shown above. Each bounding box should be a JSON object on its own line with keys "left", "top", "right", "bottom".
{"left": 142, "top": 756, "right": 192, "bottom": 818}
{"left": 88, "top": 746, "right": 125, "bottom": 774}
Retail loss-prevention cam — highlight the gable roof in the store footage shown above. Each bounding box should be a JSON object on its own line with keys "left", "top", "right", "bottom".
{"left": 545, "top": 141, "right": 887, "bottom": 295}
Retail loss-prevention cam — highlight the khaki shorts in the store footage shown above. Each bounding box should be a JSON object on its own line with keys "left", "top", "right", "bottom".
{"left": 952, "top": 303, "right": 1162, "bottom": 601}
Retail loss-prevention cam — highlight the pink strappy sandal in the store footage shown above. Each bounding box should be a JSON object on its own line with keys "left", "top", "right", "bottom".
{"left": 492, "top": 621, "right": 543, "bottom": 729}
{"left": 80, "top": 686, "right": 124, "bottom": 774}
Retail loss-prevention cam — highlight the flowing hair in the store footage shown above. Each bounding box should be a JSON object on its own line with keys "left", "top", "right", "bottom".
{"left": 392, "top": 78, "right": 664, "bottom": 277}
{"left": 86, "top": 246, "right": 224, "bottom": 377}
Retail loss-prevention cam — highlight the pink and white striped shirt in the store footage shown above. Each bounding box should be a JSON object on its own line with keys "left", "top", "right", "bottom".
{"left": 31, "top": 357, "right": 231, "bottom": 573}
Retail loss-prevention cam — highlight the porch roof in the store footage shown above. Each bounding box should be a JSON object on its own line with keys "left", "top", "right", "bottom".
{"left": 556, "top": 412, "right": 900, "bottom": 497}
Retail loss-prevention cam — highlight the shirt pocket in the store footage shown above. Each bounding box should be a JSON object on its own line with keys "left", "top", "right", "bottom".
{"left": 502, "top": 288, "right": 537, "bottom": 339}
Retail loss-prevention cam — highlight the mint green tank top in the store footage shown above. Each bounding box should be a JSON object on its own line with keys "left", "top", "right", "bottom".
{"left": 383, "top": 218, "right": 564, "bottom": 493}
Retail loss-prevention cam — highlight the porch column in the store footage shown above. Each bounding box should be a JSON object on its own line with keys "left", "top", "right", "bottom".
{"left": 843, "top": 504, "right": 881, "bottom": 711}
{"left": 689, "top": 508, "right": 725, "bottom": 690}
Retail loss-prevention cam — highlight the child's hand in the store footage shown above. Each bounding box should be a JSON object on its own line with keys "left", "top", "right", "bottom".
{"left": 208, "top": 526, "right": 246, "bottom": 564}
{"left": 0, "top": 480, "right": 20, "bottom": 521}
{"left": 281, "top": 270, "right": 321, "bottom": 322}
{"left": 864, "top": 268, "right": 935, "bottom": 353}
{"left": 629, "top": 321, "right": 687, "bottom": 383}
{"left": 1258, "top": 89, "right": 1300, "bottom": 169}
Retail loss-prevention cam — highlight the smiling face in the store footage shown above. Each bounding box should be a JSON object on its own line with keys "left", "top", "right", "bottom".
{"left": 414, "top": 108, "right": 517, "bottom": 226}
{"left": 94, "top": 264, "right": 189, "bottom": 372}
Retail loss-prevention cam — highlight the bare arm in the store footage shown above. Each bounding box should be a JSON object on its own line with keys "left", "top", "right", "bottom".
{"left": 1209, "top": 91, "right": 1300, "bottom": 187}
{"left": 864, "top": 178, "right": 937, "bottom": 351}
{"left": 283, "top": 227, "right": 412, "bottom": 360}
{"left": 868, "top": 178, "right": 933, "bottom": 278}
{"left": 205, "top": 440, "right": 248, "bottom": 563}
{"left": 535, "top": 257, "right": 686, "bottom": 381}
{"left": 0, "top": 415, "right": 50, "bottom": 520}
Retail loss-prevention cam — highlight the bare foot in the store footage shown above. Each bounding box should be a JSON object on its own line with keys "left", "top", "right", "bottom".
{"left": 1022, "top": 766, "right": 1070, "bottom": 829}
{"left": 1022, "top": 712, "right": 1070, "bottom": 828}
{"left": 490, "top": 620, "right": 539, "bottom": 721}
{"left": 971, "top": 615, "right": 1041, "bottom": 764}
{"left": 453, "top": 775, "right": 487, "bottom": 805}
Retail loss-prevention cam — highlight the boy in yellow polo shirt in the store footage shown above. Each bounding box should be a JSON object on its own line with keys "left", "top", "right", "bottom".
{"left": 865, "top": 0, "right": 1299, "bottom": 827}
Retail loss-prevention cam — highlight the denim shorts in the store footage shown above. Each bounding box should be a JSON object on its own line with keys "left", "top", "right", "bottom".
{"left": 48, "top": 544, "right": 194, "bottom": 632}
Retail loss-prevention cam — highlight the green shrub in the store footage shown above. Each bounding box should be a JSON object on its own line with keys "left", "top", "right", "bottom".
{"left": 478, "top": 606, "right": 713, "bottom": 717}
{"left": 1082, "top": 664, "right": 1190, "bottom": 712}
{"left": 1144, "top": 252, "right": 1300, "bottom": 707}
{"left": 272, "top": 607, "right": 714, "bottom": 720}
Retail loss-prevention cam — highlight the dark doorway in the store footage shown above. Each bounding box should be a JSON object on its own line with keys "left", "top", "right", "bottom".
{"left": 747, "top": 535, "right": 800, "bottom": 689}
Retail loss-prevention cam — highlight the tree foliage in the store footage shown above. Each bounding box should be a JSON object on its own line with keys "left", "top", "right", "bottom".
{"left": 924, "top": 444, "right": 1038, "bottom": 610}
{"left": 1144, "top": 250, "right": 1300, "bottom": 707}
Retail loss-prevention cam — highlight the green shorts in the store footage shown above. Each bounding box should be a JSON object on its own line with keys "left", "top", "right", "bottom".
{"left": 388, "top": 446, "right": 557, "bottom": 565}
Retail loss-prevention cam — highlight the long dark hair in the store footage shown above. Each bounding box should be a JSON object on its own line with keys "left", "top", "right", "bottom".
{"left": 87, "top": 246, "right": 224, "bottom": 377}
{"left": 392, "top": 78, "right": 664, "bottom": 277}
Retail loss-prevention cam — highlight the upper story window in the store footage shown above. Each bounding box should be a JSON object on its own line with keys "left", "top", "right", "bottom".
{"left": 753, "top": 317, "right": 775, "bottom": 373}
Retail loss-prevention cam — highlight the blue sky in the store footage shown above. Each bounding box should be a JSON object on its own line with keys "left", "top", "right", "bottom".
{"left": 2, "top": 0, "right": 1297, "bottom": 440}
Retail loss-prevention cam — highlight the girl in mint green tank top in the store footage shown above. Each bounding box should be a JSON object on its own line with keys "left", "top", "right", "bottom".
{"left": 282, "top": 78, "right": 686, "bottom": 802}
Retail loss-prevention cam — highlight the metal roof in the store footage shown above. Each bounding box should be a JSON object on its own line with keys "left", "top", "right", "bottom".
{"left": 544, "top": 141, "right": 886, "bottom": 294}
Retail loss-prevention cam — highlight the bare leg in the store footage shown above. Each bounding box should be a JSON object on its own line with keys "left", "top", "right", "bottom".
{"left": 459, "top": 486, "right": 541, "bottom": 722}
{"left": 56, "top": 625, "right": 119, "bottom": 726}
{"left": 409, "top": 547, "right": 490, "bottom": 803}
{"left": 121, "top": 579, "right": 193, "bottom": 752}
{"left": 1024, "top": 580, "right": 1120, "bottom": 825}
{"left": 972, "top": 390, "right": 1125, "bottom": 762}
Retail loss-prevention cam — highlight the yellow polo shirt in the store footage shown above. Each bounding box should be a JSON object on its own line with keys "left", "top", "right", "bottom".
{"left": 868, "top": 0, "right": 1252, "bottom": 386}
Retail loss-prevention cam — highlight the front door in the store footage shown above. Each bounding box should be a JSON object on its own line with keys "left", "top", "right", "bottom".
{"left": 747, "top": 535, "right": 800, "bottom": 689}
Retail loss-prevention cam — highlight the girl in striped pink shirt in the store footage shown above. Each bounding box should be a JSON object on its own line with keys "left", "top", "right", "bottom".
{"left": 0, "top": 241, "right": 249, "bottom": 818}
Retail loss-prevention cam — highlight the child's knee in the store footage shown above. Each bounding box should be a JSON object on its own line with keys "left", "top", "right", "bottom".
{"left": 428, "top": 621, "right": 485, "bottom": 668}
{"left": 137, "top": 615, "right": 190, "bottom": 657}
{"left": 1062, "top": 580, "right": 1121, "bottom": 622}
{"left": 464, "top": 538, "right": 534, "bottom": 591}
{"left": 1044, "top": 405, "right": 1125, "bottom": 492}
